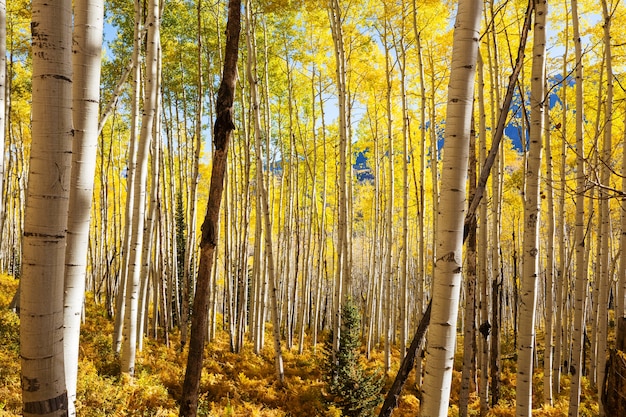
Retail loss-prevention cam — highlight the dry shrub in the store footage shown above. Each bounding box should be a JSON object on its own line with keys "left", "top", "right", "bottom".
{"left": 393, "top": 394, "right": 420, "bottom": 416}
{"left": 0, "top": 276, "right": 21, "bottom": 416}
{"left": 487, "top": 404, "right": 516, "bottom": 416}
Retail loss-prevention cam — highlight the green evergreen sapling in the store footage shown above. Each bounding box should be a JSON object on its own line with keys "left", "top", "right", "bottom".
{"left": 323, "top": 298, "right": 384, "bottom": 417}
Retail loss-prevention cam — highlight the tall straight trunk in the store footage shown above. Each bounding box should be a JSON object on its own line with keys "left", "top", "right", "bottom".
{"left": 64, "top": 0, "right": 104, "bottom": 411}
{"left": 398, "top": 21, "right": 410, "bottom": 363}
{"left": 543, "top": 81, "right": 555, "bottom": 406}
{"left": 180, "top": 1, "right": 240, "bottom": 415}
{"left": 121, "top": 0, "right": 160, "bottom": 376}
{"left": 516, "top": 2, "right": 545, "bottom": 415}
{"left": 554, "top": 15, "right": 569, "bottom": 392}
{"left": 419, "top": 1, "right": 482, "bottom": 415}
{"left": 596, "top": 2, "right": 612, "bottom": 413}
{"left": 328, "top": 0, "right": 350, "bottom": 354}
{"left": 414, "top": 13, "right": 427, "bottom": 322}
{"left": 382, "top": 16, "right": 394, "bottom": 374}
{"left": 138, "top": 135, "right": 160, "bottom": 352}
{"left": 180, "top": 0, "right": 205, "bottom": 348}
{"left": 0, "top": 0, "right": 5, "bottom": 247}
{"left": 477, "top": 51, "right": 490, "bottom": 417}
{"left": 312, "top": 72, "right": 329, "bottom": 350}
{"left": 460, "top": 116, "right": 477, "bottom": 417}
{"left": 568, "top": 0, "right": 587, "bottom": 414}
{"left": 620, "top": 109, "right": 626, "bottom": 319}
{"left": 113, "top": 0, "right": 142, "bottom": 353}
{"left": 20, "top": 0, "right": 72, "bottom": 414}
{"left": 428, "top": 54, "right": 439, "bottom": 265}
{"left": 244, "top": 0, "right": 284, "bottom": 381}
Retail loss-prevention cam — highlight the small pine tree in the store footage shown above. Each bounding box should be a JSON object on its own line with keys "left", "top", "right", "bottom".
{"left": 322, "top": 298, "right": 384, "bottom": 417}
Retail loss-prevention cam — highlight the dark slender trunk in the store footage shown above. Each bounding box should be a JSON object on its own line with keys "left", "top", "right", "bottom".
{"left": 179, "top": 1, "right": 241, "bottom": 415}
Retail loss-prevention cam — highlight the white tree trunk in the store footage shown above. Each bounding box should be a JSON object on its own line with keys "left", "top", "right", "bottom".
{"left": 245, "top": 0, "right": 284, "bottom": 381}
{"left": 21, "top": 0, "right": 72, "bottom": 414}
{"left": 568, "top": 0, "right": 588, "bottom": 414}
{"left": 476, "top": 51, "right": 490, "bottom": 416}
{"left": 121, "top": 0, "right": 160, "bottom": 376}
{"left": 620, "top": 108, "right": 626, "bottom": 319}
{"left": 63, "top": 0, "right": 103, "bottom": 412}
{"left": 328, "top": 0, "right": 350, "bottom": 355}
{"left": 0, "top": 0, "right": 5, "bottom": 247}
{"left": 554, "top": 34, "right": 570, "bottom": 395}
{"left": 515, "top": 2, "right": 546, "bottom": 415}
{"left": 420, "top": 1, "right": 482, "bottom": 415}
{"left": 543, "top": 81, "right": 555, "bottom": 407}
{"left": 113, "top": 0, "right": 143, "bottom": 353}
{"left": 596, "top": 2, "right": 612, "bottom": 413}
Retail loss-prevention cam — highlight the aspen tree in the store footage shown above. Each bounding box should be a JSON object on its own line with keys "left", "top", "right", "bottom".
{"left": 251, "top": 188, "right": 265, "bottom": 354}
{"left": 0, "top": 0, "right": 5, "bottom": 245}
{"left": 477, "top": 51, "right": 490, "bottom": 416}
{"left": 328, "top": 0, "right": 351, "bottom": 354}
{"left": 244, "top": 0, "right": 284, "bottom": 382}
{"left": 543, "top": 82, "right": 555, "bottom": 406}
{"left": 138, "top": 47, "right": 162, "bottom": 348}
{"left": 588, "top": 60, "right": 604, "bottom": 388}
{"left": 20, "top": 0, "right": 72, "bottom": 414}
{"left": 568, "top": 0, "right": 588, "bottom": 413}
{"left": 419, "top": 0, "right": 482, "bottom": 415}
{"left": 554, "top": 16, "right": 570, "bottom": 393}
{"left": 64, "top": 0, "right": 103, "bottom": 411}
{"left": 620, "top": 108, "right": 626, "bottom": 318}
{"left": 460, "top": 116, "right": 478, "bottom": 417}
{"left": 312, "top": 72, "right": 329, "bottom": 351}
{"left": 113, "top": 0, "right": 142, "bottom": 353}
{"left": 486, "top": 1, "right": 504, "bottom": 403}
{"left": 396, "top": 8, "right": 410, "bottom": 362}
{"left": 121, "top": 0, "right": 160, "bottom": 376}
{"left": 138, "top": 121, "right": 161, "bottom": 352}
{"left": 283, "top": 42, "right": 298, "bottom": 351}
{"left": 516, "top": 2, "right": 545, "bottom": 415}
{"left": 413, "top": 5, "right": 427, "bottom": 322}
{"left": 428, "top": 51, "right": 439, "bottom": 266}
{"left": 364, "top": 104, "right": 382, "bottom": 358}
{"left": 180, "top": 0, "right": 205, "bottom": 348}
{"left": 595, "top": 2, "right": 613, "bottom": 413}
{"left": 382, "top": 9, "right": 395, "bottom": 373}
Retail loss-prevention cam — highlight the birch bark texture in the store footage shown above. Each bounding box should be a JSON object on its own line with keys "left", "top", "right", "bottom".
{"left": 568, "top": 0, "right": 587, "bottom": 414}
{"left": 516, "top": 1, "right": 546, "bottom": 415}
{"left": 419, "top": 1, "right": 482, "bottom": 415}
{"left": 64, "top": 0, "right": 104, "bottom": 412}
{"left": 20, "top": 0, "right": 73, "bottom": 415}
{"left": 121, "top": 0, "right": 160, "bottom": 376}
{"left": 244, "top": 0, "right": 284, "bottom": 382}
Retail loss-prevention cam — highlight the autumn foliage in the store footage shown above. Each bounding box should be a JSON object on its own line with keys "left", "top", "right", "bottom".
{"left": 0, "top": 274, "right": 606, "bottom": 416}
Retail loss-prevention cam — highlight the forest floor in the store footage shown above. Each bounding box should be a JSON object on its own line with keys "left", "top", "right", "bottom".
{"left": 0, "top": 274, "right": 599, "bottom": 416}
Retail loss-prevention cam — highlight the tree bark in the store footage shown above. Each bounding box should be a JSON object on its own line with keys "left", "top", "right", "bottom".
{"left": 516, "top": 2, "right": 545, "bottom": 415}
{"left": 113, "top": 0, "right": 143, "bottom": 354}
{"left": 596, "top": 3, "right": 612, "bottom": 414}
{"left": 64, "top": 0, "right": 104, "bottom": 412}
{"left": 328, "top": 0, "right": 351, "bottom": 355}
{"left": 121, "top": 0, "right": 160, "bottom": 376}
{"left": 21, "top": 0, "right": 72, "bottom": 414}
{"left": 568, "top": 0, "right": 588, "bottom": 413}
{"left": 244, "top": 0, "right": 284, "bottom": 381}
{"left": 419, "top": 1, "right": 482, "bottom": 415}
{"left": 459, "top": 115, "right": 478, "bottom": 417}
{"left": 179, "top": 1, "right": 241, "bottom": 414}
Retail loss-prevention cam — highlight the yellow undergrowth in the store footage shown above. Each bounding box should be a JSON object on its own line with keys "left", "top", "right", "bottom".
{"left": 0, "top": 274, "right": 601, "bottom": 416}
